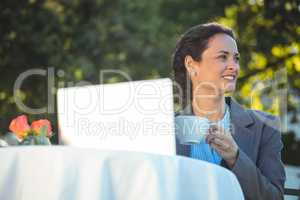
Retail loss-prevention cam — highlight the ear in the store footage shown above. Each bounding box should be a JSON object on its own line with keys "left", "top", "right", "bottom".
{"left": 184, "top": 55, "right": 199, "bottom": 75}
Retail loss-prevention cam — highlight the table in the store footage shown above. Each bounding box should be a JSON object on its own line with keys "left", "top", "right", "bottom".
{"left": 0, "top": 146, "right": 244, "bottom": 200}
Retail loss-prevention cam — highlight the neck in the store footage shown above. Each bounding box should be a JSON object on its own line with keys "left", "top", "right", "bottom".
{"left": 191, "top": 91, "right": 226, "bottom": 122}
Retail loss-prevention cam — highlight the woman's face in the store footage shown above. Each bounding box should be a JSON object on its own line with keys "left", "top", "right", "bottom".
{"left": 188, "top": 33, "right": 240, "bottom": 95}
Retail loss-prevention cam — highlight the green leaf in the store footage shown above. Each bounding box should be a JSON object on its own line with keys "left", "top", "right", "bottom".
{"left": 34, "top": 136, "right": 51, "bottom": 145}
{"left": 40, "top": 125, "right": 47, "bottom": 137}
{"left": 2, "top": 132, "right": 20, "bottom": 145}
{"left": 20, "top": 136, "right": 35, "bottom": 145}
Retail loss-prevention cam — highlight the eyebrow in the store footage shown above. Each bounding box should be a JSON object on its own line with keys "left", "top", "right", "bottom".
{"left": 217, "top": 50, "right": 240, "bottom": 56}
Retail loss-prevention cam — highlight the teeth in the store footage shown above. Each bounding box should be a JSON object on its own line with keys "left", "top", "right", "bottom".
{"left": 223, "top": 76, "right": 235, "bottom": 80}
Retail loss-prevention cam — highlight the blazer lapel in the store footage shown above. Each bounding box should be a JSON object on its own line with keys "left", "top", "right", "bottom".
{"left": 221, "top": 97, "right": 256, "bottom": 167}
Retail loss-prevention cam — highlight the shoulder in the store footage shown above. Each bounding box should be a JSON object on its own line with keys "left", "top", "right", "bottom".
{"left": 246, "top": 109, "right": 280, "bottom": 131}
{"left": 245, "top": 109, "right": 282, "bottom": 148}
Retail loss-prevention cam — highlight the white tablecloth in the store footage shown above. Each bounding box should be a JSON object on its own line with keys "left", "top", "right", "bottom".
{"left": 0, "top": 146, "right": 244, "bottom": 200}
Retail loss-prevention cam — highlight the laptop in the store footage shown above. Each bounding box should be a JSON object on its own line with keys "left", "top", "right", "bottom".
{"left": 57, "top": 78, "right": 176, "bottom": 156}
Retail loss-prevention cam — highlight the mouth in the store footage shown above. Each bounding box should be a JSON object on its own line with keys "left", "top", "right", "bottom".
{"left": 222, "top": 75, "right": 236, "bottom": 81}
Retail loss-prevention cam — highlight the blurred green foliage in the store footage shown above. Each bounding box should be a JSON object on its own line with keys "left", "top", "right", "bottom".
{"left": 0, "top": 0, "right": 299, "bottom": 164}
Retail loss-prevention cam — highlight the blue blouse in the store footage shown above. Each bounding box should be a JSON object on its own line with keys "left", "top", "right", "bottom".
{"left": 190, "top": 105, "right": 231, "bottom": 165}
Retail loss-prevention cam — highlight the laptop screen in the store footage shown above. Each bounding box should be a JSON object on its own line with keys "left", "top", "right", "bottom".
{"left": 57, "top": 78, "right": 176, "bottom": 156}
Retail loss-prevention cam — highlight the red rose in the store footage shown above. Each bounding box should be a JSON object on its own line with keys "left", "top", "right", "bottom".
{"left": 31, "top": 119, "right": 53, "bottom": 137}
{"left": 9, "top": 115, "right": 31, "bottom": 139}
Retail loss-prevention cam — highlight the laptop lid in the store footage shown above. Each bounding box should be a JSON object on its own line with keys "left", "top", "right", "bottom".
{"left": 57, "top": 78, "right": 176, "bottom": 156}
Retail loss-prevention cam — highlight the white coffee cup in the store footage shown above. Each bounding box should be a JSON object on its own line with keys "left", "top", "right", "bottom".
{"left": 175, "top": 115, "right": 210, "bottom": 145}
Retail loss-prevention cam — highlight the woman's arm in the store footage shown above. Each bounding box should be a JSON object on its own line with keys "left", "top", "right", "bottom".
{"left": 230, "top": 122, "right": 286, "bottom": 200}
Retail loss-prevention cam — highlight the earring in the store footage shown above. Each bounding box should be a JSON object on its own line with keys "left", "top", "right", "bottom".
{"left": 190, "top": 70, "right": 197, "bottom": 76}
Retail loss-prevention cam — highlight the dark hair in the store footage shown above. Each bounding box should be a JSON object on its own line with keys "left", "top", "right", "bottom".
{"left": 172, "top": 22, "right": 236, "bottom": 109}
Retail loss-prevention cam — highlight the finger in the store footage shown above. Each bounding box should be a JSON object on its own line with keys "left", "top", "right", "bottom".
{"left": 209, "top": 126, "right": 226, "bottom": 136}
{"left": 209, "top": 131, "right": 228, "bottom": 141}
{"left": 206, "top": 133, "right": 218, "bottom": 144}
{"left": 212, "top": 137, "right": 224, "bottom": 146}
{"left": 209, "top": 142, "right": 224, "bottom": 155}
{"left": 209, "top": 124, "right": 218, "bottom": 132}
{"left": 211, "top": 128, "right": 233, "bottom": 140}
{"left": 206, "top": 133, "right": 223, "bottom": 144}
{"left": 211, "top": 138, "right": 230, "bottom": 150}
{"left": 216, "top": 125, "right": 226, "bottom": 133}
{"left": 210, "top": 124, "right": 231, "bottom": 135}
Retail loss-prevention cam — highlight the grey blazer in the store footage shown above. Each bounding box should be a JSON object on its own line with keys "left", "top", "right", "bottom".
{"left": 176, "top": 97, "right": 286, "bottom": 200}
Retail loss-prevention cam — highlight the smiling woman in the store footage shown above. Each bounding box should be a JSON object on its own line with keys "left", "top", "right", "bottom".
{"left": 186, "top": 33, "right": 239, "bottom": 93}
{"left": 173, "top": 23, "right": 286, "bottom": 200}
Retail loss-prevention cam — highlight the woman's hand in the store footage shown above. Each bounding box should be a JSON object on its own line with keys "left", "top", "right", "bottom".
{"left": 206, "top": 125, "right": 239, "bottom": 168}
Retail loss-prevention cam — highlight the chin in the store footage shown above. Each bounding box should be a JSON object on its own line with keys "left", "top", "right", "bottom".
{"left": 220, "top": 80, "right": 237, "bottom": 93}
{"left": 223, "top": 84, "right": 236, "bottom": 93}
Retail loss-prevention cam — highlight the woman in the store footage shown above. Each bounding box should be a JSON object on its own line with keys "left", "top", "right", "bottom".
{"left": 173, "top": 23, "right": 286, "bottom": 200}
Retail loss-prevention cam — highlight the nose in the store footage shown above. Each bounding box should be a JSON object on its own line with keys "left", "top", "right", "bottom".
{"left": 227, "top": 58, "right": 239, "bottom": 72}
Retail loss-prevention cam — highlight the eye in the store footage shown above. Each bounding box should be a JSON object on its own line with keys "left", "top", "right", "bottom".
{"left": 234, "top": 55, "right": 240, "bottom": 63}
{"left": 218, "top": 54, "right": 227, "bottom": 61}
